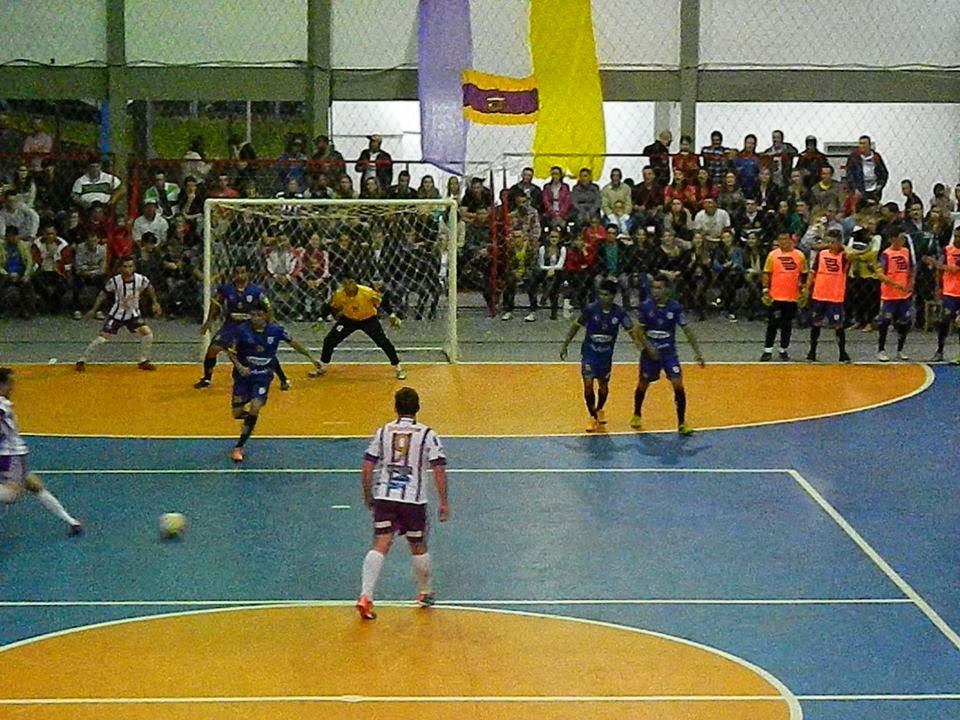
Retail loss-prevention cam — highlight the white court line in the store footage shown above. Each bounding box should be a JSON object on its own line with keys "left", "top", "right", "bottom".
{"left": 34, "top": 467, "right": 792, "bottom": 475}
{"left": 787, "top": 469, "right": 960, "bottom": 654}
{"left": 0, "top": 598, "right": 912, "bottom": 608}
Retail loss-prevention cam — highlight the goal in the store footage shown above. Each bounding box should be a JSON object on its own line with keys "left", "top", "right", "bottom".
{"left": 202, "top": 197, "right": 461, "bottom": 362}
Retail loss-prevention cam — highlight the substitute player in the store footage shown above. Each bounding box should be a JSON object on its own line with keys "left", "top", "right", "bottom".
{"left": 806, "top": 228, "right": 852, "bottom": 363}
{"left": 760, "top": 232, "right": 808, "bottom": 361}
{"left": 76, "top": 256, "right": 161, "bottom": 371}
{"left": 356, "top": 387, "right": 448, "bottom": 620}
{"left": 227, "top": 304, "right": 323, "bottom": 462}
{"left": 876, "top": 229, "right": 915, "bottom": 362}
{"left": 194, "top": 263, "right": 291, "bottom": 391}
{"left": 631, "top": 278, "right": 705, "bottom": 435}
{"left": 560, "top": 279, "right": 647, "bottom": 432}
{"left": 0, "top": 367, "right": 83, "bottom": 535}
{"left": 310, "top": 269, "right": 405, "bottom": 380}
{"left": 925, "top": 225, "right": 960, "bottom": 363}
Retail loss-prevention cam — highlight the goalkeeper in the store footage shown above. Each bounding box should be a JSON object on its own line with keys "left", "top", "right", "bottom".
{"left": 310, "top": 269, "right": 406, "bottom": 380}
{"left": 759, "top": 232, "right": 808, "bottom": 362}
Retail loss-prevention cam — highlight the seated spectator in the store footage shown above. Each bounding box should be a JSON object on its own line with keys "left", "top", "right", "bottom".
{"left": 684, "top": 231, "right": 712, "bottom": 320}
{"left": 355, "top": 134, "right": 393, "bottom": 191}
{"left": 134, "top": 232, "right": 164, "bottom": 289}
{"left": 35, "top": 159, "right": 72, "bottom": 219}
{"left": 70, "top": 231, "right": 107, "bottom": 319}
{"left": 160, "top": 236, "right": 202, "bottom": 318}
{"left": 305, "top": 172, "right": 333, "bottom": 199}
{"left": 692, "top": 167, "right": 718, "bottom": 209}
{"left": 132, "top": 200, "right": 169, "bottom": 245}
{"left": 299, "top": 233, "right": 331, "bottom": 318}
{"left": 417, "top": 175, "right": 440, "bottom": 199}
{"left": 734, "top": 198, "right": 764, "bottom": 246}
{"left": 142, "top": 169, "right": 180, "bottom": 219}
{"left": 808, "top": 166, "right": 844, "bottom": 215}
{"left": 0, "top": 113, "right": 19, "bottom": 156}
{"left": 663, "top": 198, "right": 693, "bottom": 240}
{"left": 754, "top": 167, "right": 781, "bottom": 211}
{"left": 717, "top": 171, "right": 746, "bottom": 216}
{"left": 570, "top": 167, "right": 601, "bottom": 228}
{"left": 509, "top": 193, "right": 541, "bottom": 242}
{"left": 0, "top": 189, "right": 40, "bottom": 240}
{"left": 178, "top": 176, "right": 205, "bottom": 243}
{"left": 845, "top": 135, "right": 888, "bottom": 205}
{"left": 655, "top": 229, "right": 688, "bottom": 287}
{"left": 22, "top": 117, "right": 53, "bottom": 172}
{"left": 445, "top": 176, "right": 466, "bottom": 249}
{"left": 497, "top": 228, "right": 533, "bottom": 321}
{"left": 30, "top": 224, "right": 70, "bottom": 314}
{"left": 671, "top": 134, "right": 701, "bottom": 185}
{"left": 85, "top": 202, "right": 111, "bottom": 242}
{"left": 360, "top": 176, "right": 383, "bottom": 199}
{"left": 785, "top": 169, "right": 808, "bottom": 207}
{"left": 182, "top": 137, "right": 211, "bottom": 183}
{"left": 930, "top": 183, "right": 954, "bottom": 216}
{"left": 386, "top": 170, "right": 418, "bottom": 200}
{"left": 0, "top": 225, "right": 36, "bottom": 318}
{"left": 507, "top": 167, "right": 543, "bottom": 212}
{"left": 228, "top": 133, "right": 258, "bottom": 184}
{"left": 594, "top": 223, "right": 632, "bottom": 307}
{"left": 332, "top": 174, "right": 357, "bottom": 200}
{"left": 103, "top": 208, "right": 133, "bottom": 271}
{"left": 11, "top": 164, "right": 37, "bottom": 209}
{"left": 311, "top": 134, "right": 346, "bottom": 179}
{"left": 693, "top": 197, "right": 731, "bottom": 240}
{"left": 925, "top": 205, "right": 953, "bottom": 249}
{"left": 208, "top": 172, "right": 239, "bottom": 201}
{"left": 276, "top": 136, "right": 308, "bottom": 191}
{"left": 460, "top": 176, "right": 493, "bottom": 249}
{"left": 794, "top": 136, "right": 831, "bottom": 189}
{"left": 62, "top": 209, "right": 85, "bottom": 246}
{"left": 664, "top": 175, "right": 698, "bottom": 215}
{"left": 642, "top": 130, "right": 672, "bottom": 188}
{"left": 734, "top": 135, "right": 761, "bottom": 197}
{"left": 561, "top": 233, "right": 593, "bottom": 316}
{"left": 530, "top": 227, "right": 566, "bottom": 320}
{"left": 541, "top": 166, "right": 572, "bottom": 229}
{"left": 605, "top": 199, "right": 633, "bottom": 237}
{"left": 276, "top": 177, "right": 305, "bottom": 211}
{"left": 600, "top": 168, "right": 631, "bottom": 217}
{"left": 760, "top": 130, "right": 797, "bottom": 188}
{"left": 631, "top": 165, "right": 665, "bottom": 219}
{"left": 741, "top": 233, "right": 765, "bottom": 319}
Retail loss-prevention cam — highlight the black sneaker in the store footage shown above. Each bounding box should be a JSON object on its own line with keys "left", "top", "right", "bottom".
{"left": 839, "top": 352, "right": 852, "bottom": 364}
{"left": 806, "top": 350, "right": 817, "bottom": 362}
{"left": 760, "top": 351, "right": 773, "bottom": 362}
{"left": 194, "top": 378, "right": 211, "bottom": 389}
{"left": 778, "top": 349, "right": 790, "bottom": 361}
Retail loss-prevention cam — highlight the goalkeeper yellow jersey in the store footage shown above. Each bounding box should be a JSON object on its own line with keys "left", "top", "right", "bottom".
{"left": 330, "top": 285, "right": 381, "bottom": 321}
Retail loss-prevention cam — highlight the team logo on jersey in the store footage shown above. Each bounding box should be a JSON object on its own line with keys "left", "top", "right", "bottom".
{"left": 246, "top": 295, "right": 254, "bottom": 302}
{"left": 824, "top": 257, "right": 840, "bottom": 272}
{"left": 612, "top": 317, "right": 619, "bottom": 325}
{"left": 892, "top": 256, "right": 910, "bottom": 271}
{"left": 267, "top": 337, "right": 276, "bottom": 344}
{"left": 780, "top": 257, "right": 798, "bottom": 270}
{"left": 256, "top": 345, "right": 264, "bottom": 352}
{"left": 667, "top": 312, "right": 674, "bottom": 319}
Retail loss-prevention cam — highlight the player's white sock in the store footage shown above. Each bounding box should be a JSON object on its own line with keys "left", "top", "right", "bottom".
{"left": 80, "top": 335, "right": 106, "bottom": 362}
{"left": 139, "top": 330, "right": 154, "bottom": 362}
{"left": 361, "top": 550, "right": 385, "bottom": 599}
{"left": 412, "top": 552, "right": 432, "bottom": 593}
{"left": 35, "top": 489, "right": 78, "bottom": 525}
{"left": 0, "top": 484, "right": 19, "bottom": 503}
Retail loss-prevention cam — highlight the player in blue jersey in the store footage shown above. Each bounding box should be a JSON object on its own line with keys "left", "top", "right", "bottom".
{"left": 632, "top": 278, "right": 705, "bottom": 435}
{"left": 195, "top": 263, "right": 291, "bottom": 390}
{"left": 560, "top": 279, "right": 648, "bottom": 432}
{"left": 227, "top": 304, "right": 323, "bottom": 462}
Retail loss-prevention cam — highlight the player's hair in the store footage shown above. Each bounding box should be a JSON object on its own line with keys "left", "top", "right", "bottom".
{"left": 0, "top": 367, "right": 12, "bottom": 384}
{"left": 248, "top": 301, "right": 268, "bottom": 313}
{"left": 825, "top": 228, "right": 843, "bottom": 241}
{"left": 599, "top": 279, "right": 618, "bottom": 295}
{"left": 395, "top": 387, "right": 420, "bottom": 416}
{"left": 118, "top": 255, "right": 134, "bottom": 265}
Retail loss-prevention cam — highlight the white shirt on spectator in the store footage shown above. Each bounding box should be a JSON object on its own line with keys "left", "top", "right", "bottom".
{"left": 538, "top": 244, "right": 567, "bottom": 271}
{"left": 861, "top": 155, "right": 877, "bottom": 192}
{"left": 266, "top": 248, "right": 298, "bottom": 278}
{"left": 74, "top": 243, "right": 106, "bottom": 275}
{"left": 692, "top": 208, "right": 731, "bottom": 238}
{"left": 0, "top": 201, "right": 40, "bottom": 240}
{"left": 72, "top": 171, "right": 121, "bottom": 207}
{"left": 132, "top": 214, "right": 169, "bottom": 245}
{"left": 33, "top": 237, "right": 69, "bottom": 272}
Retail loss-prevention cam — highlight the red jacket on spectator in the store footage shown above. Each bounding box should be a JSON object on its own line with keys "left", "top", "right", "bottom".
{"left": 105, "top": 219, "right": 133, "bottom": 268}
{"left": 671, "top": 152, "right": 701, "bottom": 185}
{"left": 582, "top": 226, "right": 604, "bottom": 263}
{"left": 31, "top": 237, "right": 72, "bottom": 276}
{"left": 563, "top": 243, "right": 592, "bottom": 273}
{"left": 665, "top": 183, "right": 699, "bottom": 214}
{"left": 541, "top": 181, "right": 572, "bottom": 224}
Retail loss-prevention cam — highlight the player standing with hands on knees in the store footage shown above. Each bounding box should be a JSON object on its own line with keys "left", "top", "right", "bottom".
{"left": 632, "top": 278, "right": 705, "bottom": 435}
{"left": 561, "top": 279, "right": 648, "bottom": 432}
{"left": 356, "top": 387, "right": 448, "bottom": 620}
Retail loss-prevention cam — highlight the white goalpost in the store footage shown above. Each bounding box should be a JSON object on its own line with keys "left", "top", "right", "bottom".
{"left": 202, "top": 197, "right": 460, "bottom": 362}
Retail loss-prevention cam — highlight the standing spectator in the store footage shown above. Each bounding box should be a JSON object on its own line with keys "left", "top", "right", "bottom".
{"left": 0, "top": 189, "right": 40, "bottom": 241}
{"left": 507, "top": 167, "right": 543, "bottom": 212}
{"left": 311, "top": 134, "right": 346, "bottom": 179}
{"left": 846, "top": 221, "right": 881, "bottom": 332}
{"left": 276, "top": 136, "right": 308, "bottom": 191}
{"left": 700, "top": 130, "right": 727, "bottom": 186}
{"left": 733, "top": 134, "right": 762, "bottom": 197}
{"left": 531, "top": 228, "right": 566, "bottom": 320}
{"left": 561, "top": 233, "right": 593, "bottom": 317}
{"left": 132, "top": 200, "right": 169, "bottom": 246}
{"left": 178, "top": 176, "right": 205, "bottom": 244}
{"left": 22, "top": 118, "right": 53, "bottom": 172}
{"left": 0, "top": 113, "right": 20, "bottom": 156}
{"left": 355, "top": 134, "right": 393, "bottom": 191}
{"left": 671, "top": 134, "right": 701, "bottom": 185}
{"left": 642, "top": 130, "right": 672, "bottom": 188}
{"left": 794, "top": 136, "right": 831, "bottom": 189}
{"left": 899, "top": 179, "right": 923, "bottom": 213}
{"left": 569, "top": 167, "right": 601, "bottom": 228}
{"left": 904, "top": 201, "right": 936, "bottom": 329}
{"left": 182, "top": 137, "right": 211, "bottom": 183}
{"left": 600, "top": 168, "right": 631, "bottom": 217}
{"left": 142, "top": 169, "right": 180, "bottom": 219}
{"left": 70, "top": 231, "right": 107, "bottom": 319}
{"left": 541, "top": 166, "right": 571, "bottom": 229}
{"left": 685, "top": 231, "right": 712, "bottom": 320}
{"left": 228, "top": 133, "right": 257, "bottom": 184}
{"left": 693, "top": 197, "right": 731, "bottom": 240}
{"left": 71, "top": 158, "right": 122, "bottom": 211}
{"left": 760, "top": 130, "right": 797, "bottom": 188}
{"left": 30, "top": 225, "right": 71, "bottom": 314}
{"left": 846, "top": 135, "right": 888, "bottom": 205}
{"left": 631, "top": 166, "right": 665, "bottom": 219}
{"left": 386, "top": 169, "right": 418, "bottom": 200}
{"left": 712, "top": 229, "right": 745, "bottom": 321}
{"left": 11, "top": 165, "right": 37, "bottom": 209}
{"left": 498, "top": 228, "right": 532, "bottom": 321}
{"left": 35, "top": 160, "right": 72, "bottom": 219}
{"left": 929, "top": 183, "right": 954, "bottom": 216}
{"left": 0, "top": 226, "right": 35, "bottom": 317}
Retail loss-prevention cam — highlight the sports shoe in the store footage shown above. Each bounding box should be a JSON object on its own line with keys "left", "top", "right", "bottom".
{"left": 951, "top": 354, "right": 960, "bottom": 366}
{"left": 395, "top": 366, "right": 407, "bottom": 380}
{"left": 524, "top": 312, "right": 536, "bottom": 322}
{"left": 194, "top": 378, "right": 211, "bottom": 389}
{"left": 596, "top": 409, "right": 606, "bottom": 425}
{"left": 230, "top": 447, "right": 244, "bottom": 463}
{"left": 861, "top": 324, "right": 873, "bottom": 332}
{"left": 585, "top": 417, "right": 600, "bottom": 433}
{"left": 897, "top": 351, "right": 910, "bottom": 361}
{"left": 877, "top": 350, "right": 890, "bottom": 362}
{"left": 727, "top": 313, "right": 738, "bottom": 323}
{"left": 308, "top": 365, "right": 326, "bottom": 377}
{"left": 388, "top": 313, "right": 403, "bottom": 329}
{"left": 678, "top": 422, "right": 694, "bottom": 436}
{"left": 280, "top": 380, "right": 291, "bottom": 391}
{"left": 500, "top": 312, "right": 512, "bottom": 321}
{"left": 75, "top": 361, "right": 86, "bottom": 372}
{"left": 137, "top": 361, "right": 157, "bottom": 371}
{"left": 416, "top": 592, "right": 435, "bottom": 607}
{"left": 778, "top": 349, "right": 789, "bottom": 360}
{"left": 759, "top": 351, "right": 773, "bottom": 362}
{"left": 72, "top": 310, "right": 82, "bottom": 320}
{"left": 931, "top": 351, "right": 944, "bottom": 362}
{"left": 839, "top": 352, "right": 852, "bottom": 364}
{"left": 68, "top": 522, "right": 84, "bottom": 536}
{"left": 94, "top": 311, "right": 105, "bottom": 320}
{"left": 356, "top": 595, "right": 376, "bottom": 620}
{"left": 806, "top": 350, "right": 817, "bottom": 362}
{"left": 629, "top": 414, "right": 642, "bottom": 430}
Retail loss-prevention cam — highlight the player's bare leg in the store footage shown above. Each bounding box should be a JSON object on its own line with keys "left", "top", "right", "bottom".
{"left": 358, "top": 533, "right": 393, "bottom": 619}
{"left": 195, "top": 343, "right": 223, "bottom": 388}
{"left": 595, "top": 378, "right": 610, "bottom": 427}
{"left": 631, "top": 378, "right": 650, "bottom": 430}
{"left": 671, "top": 377, "right": 693, "bottom": 435}
{"left": 24, "top": 472, "right": 83, "bottom": 535}
{"left": 76, "top": 332, "right": 110, "bottom": 371}
{"left": 409, "top": 538, "right": 435, "bottom": 607}
{"left": 582, "top": 378, "right": 600, "bottom": 432}
{"left": 231, "top": 398, "right": 263, "bottom": 462}
{"left": 135, "top": 325, "right": 156, "bottom": 370}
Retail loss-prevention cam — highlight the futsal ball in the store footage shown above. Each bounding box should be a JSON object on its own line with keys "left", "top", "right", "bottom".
{"left": 158, "top": 512, "right": 187, "bottom": 539}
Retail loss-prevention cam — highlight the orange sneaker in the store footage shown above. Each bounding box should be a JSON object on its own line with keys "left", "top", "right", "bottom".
{"left": 586, "top": 417, "right": 600, "bottom": 433}
{"left": 230, "top": 447, "right": 244, "bottom": 463}
{"left": 596, "top": 409, "right": 606, "bottom": 425}
{"left": 356, "top": 595, "right": 376, "bottom": 620}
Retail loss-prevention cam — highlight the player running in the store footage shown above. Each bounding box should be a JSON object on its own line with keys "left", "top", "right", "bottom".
{"left": 631, "top": 278, "right": 705, "bottom": 435}
{"left": 226, "top": 304, "right": 323, "bottom": 462}
{"left": 760, "top": 232, "right": 808, "bottom": 361}
{"left": 0, "top": 367, "right": 83, "bottom": 535}
{"left": 875, "top": 229, "right": 915, "bottom": 362}
{"left": 925, "top": 226, "right": 960, "bottom": 363}
{"left": 194, "top": 263, "right": 291, "bottom": 390}
{"left": 356, "top": 387, "right": 449, "bottom": 620}
{"left": 806, "top": 228, "right": 852, "bottom": 363}
{"left": 560, "top": 279, "right": 647, "bottom": 433}
{"left": 75, "top": 256, "right": 161, "bottom": 372}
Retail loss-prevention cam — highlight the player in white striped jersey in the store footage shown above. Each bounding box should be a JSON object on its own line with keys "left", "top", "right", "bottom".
{"left": 0, "top": 368, "right": 83, "bottom": 535}
{"left": 356, "top": 387, "right": 449, "bottom": 620}
{"left": 75, "top": 256, "right": 162, "bottom": 372}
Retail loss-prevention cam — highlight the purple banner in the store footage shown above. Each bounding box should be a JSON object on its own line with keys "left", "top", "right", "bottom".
{"left": 418, "top": 0, "right": 472, "bottom": 174}
{"left": 463, "top": 85, "right": 539, "bottom": 117}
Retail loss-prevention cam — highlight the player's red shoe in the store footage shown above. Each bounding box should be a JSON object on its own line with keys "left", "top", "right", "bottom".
{"left": 137, "top": 361, "right": 157, "bottom": 371}
{"left": 231, "top": 447, "right": 244, "bottom": 463}
{"left": 356, "top": 595, "right": 376, "bottom": 620}
{"left": 416, "top": 592, "right": 435, "bottom": 607}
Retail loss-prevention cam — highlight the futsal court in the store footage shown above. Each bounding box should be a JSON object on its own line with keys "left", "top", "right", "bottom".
{"left": 1, "top": 360, "right": 958, "bottom": 720}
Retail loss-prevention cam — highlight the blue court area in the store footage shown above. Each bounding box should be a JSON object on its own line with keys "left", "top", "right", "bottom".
{"left": 1, "top": 367, "right": 958, "bottom": 720}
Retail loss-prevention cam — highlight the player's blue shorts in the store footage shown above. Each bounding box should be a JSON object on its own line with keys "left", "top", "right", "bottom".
{"left": 941, "top": 295, "right": 960, "bottom": 318}
{"left": 810, "top": 300, "right": 845, "bottom": 328}
{"left": 211, "top": 322, "right": 242, "bottom": 349}
{"left": 231, "top": 371, "right": 273, "bottom": 407}
{"left": 580, "top": 351, "right": 613, "bottom": 381}
{"left": 641, "top": 347, "right": 681, "bottom": 382}
{"left": 101, "top": 316, "right": 146, "bottom": 335}
{"left": 880, "top": 299, "right": 914, "bottom": 325}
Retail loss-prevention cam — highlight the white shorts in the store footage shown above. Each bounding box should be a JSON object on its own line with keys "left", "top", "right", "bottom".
{"left": 0, "top": 454, "right": 29, "bottom": 486}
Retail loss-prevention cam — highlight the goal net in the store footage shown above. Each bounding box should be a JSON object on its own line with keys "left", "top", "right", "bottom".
{"left": 203, "top": 197, "right": 460, "bottom": 362}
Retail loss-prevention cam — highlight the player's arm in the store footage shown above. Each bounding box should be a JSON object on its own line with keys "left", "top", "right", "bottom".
{"left": 874, "top": 262, "right": 908, "bottom": 293}
{"left": 287, "top": 337, "right": 324, "bottom": 372}
{"left": 433, "top": 464, "right": 449, "bottom": 522}
{"left": 85, "top": 289, "right": 109, "bottom": 319}
{"left": 361, "top": 457, "right": 376, "bottom": 510}
{"left": 761, "top": 252, "right": 774, "bottom": 300}
{"left": 627, "top": 325, "right": 657, "bottom": 359}
{"left": 559, "top": 318, "right": 584, "bottom": 360}
{"left": 680, "top": 324, "right": 706, "bottom": 367}
{"left": 200, "top": 294, "right": 223, "bottom": 333}
{"left": 143, "top": 283, "right": 162, "bottom": 317}
{"left": 225, "top": 341, "right": 250, "bottom": 377}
